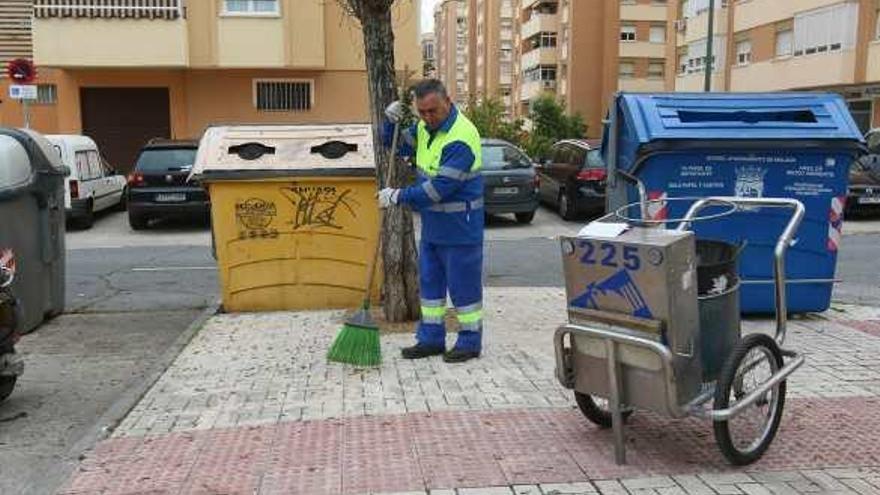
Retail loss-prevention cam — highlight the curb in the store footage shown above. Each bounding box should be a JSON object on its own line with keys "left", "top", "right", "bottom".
{"left": 27, "top": 302, "right": 220, "bottom": 495}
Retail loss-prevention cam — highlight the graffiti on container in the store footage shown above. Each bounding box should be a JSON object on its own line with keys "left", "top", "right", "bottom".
{"left": 235, "top": 198, "right": 279, "bottom": 240}
{"left": 280, "top": 185, "right": 358, "bottom": 230}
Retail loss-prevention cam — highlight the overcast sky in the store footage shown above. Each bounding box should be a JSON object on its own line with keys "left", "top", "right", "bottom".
{"left": 421, "top": 0, "right": 440, "bottom": 33}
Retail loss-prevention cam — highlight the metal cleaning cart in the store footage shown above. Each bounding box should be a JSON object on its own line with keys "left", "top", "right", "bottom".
{"left": 554, "top": 196, "right": 806, "bottom": 466}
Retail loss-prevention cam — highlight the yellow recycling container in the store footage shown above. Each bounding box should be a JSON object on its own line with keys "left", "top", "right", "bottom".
{"left": 192, "top": 124, "right": 381, "bottom": 312}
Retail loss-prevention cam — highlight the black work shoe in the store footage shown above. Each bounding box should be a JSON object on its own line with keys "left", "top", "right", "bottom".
{"left": 443, "top": 349, "right": 481, "bottom": 363}
{"left": 401, "top": 344, "right": 445, "bottom": 359}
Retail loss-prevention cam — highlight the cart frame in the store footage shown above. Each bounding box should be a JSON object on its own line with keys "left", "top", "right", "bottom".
{"left": 554, "top": 196, "right": 806, "bottom": 465}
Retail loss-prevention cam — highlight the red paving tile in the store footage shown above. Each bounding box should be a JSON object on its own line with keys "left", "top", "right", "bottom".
{"left": 60, "top": 396, "right": 880, "bottom": 495}
{"left": 834, "top": 319, "right": 880, "bottom": 338}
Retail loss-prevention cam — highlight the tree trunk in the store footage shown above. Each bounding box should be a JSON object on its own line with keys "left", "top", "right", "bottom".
{"left": 358, "top": 5, "right": 421, "bottom": 322}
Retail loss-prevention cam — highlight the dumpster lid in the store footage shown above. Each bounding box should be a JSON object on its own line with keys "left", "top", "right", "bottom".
{"left": 191, "top": 124, "right": 377, "bottom": 178}
{"left": 0, "top": 127, "right": 67, "bottom": 176}
{"left": 0, "top": 135, "right": 32, "bottom": 193}
{"left": 617, "top": 92, "right": 864, "bottom": 143}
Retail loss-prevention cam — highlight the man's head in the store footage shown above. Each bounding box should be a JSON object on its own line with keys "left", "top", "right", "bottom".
{"left": 413, "top": 79, "right": 453, "bottom": 130}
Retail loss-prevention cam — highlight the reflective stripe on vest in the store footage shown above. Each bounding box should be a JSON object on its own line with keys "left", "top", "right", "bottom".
{"left": 416, "top": 112, "right": 482, "bottom": 179}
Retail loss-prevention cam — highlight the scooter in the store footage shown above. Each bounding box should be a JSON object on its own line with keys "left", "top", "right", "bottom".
{"left": 0, "top": 248, "right": 23, "bottom": 402}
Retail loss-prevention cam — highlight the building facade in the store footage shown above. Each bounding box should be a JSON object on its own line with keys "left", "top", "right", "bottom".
{"left": 435, "top": 0, "right": 471, "bottom": 105}
{"left": 511, "top": 0, "right": 671, "bottom": 137}
{"left": 20, "top": 0, "right": 419, "bottom": 171}
{"left": 669, "top": 0, "right": 879, "bottom": 132}
{"left": 469, "top": 0, "right": 516, "bottom": 114}
{"left": 421, "top": 32, "right": 436, "bottom": 77}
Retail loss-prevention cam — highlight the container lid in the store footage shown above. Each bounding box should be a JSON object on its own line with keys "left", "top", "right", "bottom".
{"left": 616, "top": 92, "right": 865, "bottom": 144}
{"left": 0, "top": 135, "right": 33, "bottom": 194}
{"left": 0, "top": 128, "right": 68, "bottom": 176}
{"left": 191, "top": 124, "right": 377, "bottom": 179}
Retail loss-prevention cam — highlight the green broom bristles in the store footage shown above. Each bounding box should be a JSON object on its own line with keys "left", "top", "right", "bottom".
{"left": 327, "top": 314, "right": 382, "bottom": 367}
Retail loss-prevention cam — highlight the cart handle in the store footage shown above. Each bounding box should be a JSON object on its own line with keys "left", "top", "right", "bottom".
{"left": 676, "top": 197, "right": 805, "bottom": 346}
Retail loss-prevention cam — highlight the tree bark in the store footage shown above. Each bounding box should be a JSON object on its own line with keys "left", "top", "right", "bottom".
{"left": 353, "top": 3, "right": 421, "bottom": 322}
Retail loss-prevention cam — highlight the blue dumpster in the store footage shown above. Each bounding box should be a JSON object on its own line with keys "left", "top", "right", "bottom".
{"left": 604, "top": 93, "right": 864, "bottom": 314}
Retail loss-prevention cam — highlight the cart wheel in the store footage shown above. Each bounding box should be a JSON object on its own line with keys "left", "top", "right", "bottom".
{"left": 574, "top": 392, "right": 634, "bottom": 428}
{"left": 713, "top": 334, "right": 786, "bottom": 465}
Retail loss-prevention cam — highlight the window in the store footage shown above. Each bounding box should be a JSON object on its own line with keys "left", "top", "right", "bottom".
{"left": 683, "top": 37, "right": 725, "bottom": 74}
{"left": 527, "top": 32, "right": 557, "bottom": 49}
{"left": 619, "top": 62, "right": 635, "bottom": 78}
{"left": 255, "top": 80, "right": 313, "bottom": 112}
{"left": 648, "top": 62, "right": 665, "bottom": 78}
{"left": 736, "top": 40, "right": 752, "bottom": 65}
{"left": 33, "top": 84, "right": 57, "bottom": 105}
{"left": 678, "top": 53, "right": 688, "bottom": 74}
{"left": 75, "top": 151, "right": 92, "bottom": 180}
{"left": 650, "top": 25, "right": 667, "bottom": 43}
{"left": 620, "top": 25, "right": 637, "bottom": 42}
{"left": 793, "top": 2, "right": 858, "bottom": 56}
{"left": 876, "top": 5, "right": 880, "bottom": 39}
{"left": 776, "top": 29, "right": 793, "bottom": 57}
{"left": 87, "top": 151, "right": 102, "bottom": 179}
{"left": 224, "top": 0, "right": 278, "bottom": 14}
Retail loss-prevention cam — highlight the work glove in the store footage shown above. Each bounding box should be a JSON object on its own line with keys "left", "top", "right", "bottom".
{"left": 377, "top": 187, "right": 401, "bottom": 208}
{"left": 385, "top": 101, "right": 405, "bottom": 124}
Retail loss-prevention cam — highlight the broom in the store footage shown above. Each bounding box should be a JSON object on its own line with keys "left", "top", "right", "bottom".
{"left": 327, "top": 121, "right": 401, "bottom": 366}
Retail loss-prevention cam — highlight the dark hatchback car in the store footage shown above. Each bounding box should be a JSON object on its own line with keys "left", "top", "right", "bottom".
{"left": 481, "top": 138, "right": 540, "bottom": 224}
{"left": 537, "top": 139, "right": 606, "bottom": 220}
{"left": 847, "top": 157, "right": 880, "bottom": 217}
{"left": 127, "top": 140, "right": 208, "bottom": 230}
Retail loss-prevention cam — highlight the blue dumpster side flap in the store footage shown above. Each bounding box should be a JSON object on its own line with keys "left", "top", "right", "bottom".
{"left": 618, "top": 92, "right": 864, "bottom": 144}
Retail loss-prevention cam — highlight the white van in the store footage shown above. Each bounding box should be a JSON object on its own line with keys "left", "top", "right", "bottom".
{"left": 46, "top": 135, "right": 127, "bottom": 228}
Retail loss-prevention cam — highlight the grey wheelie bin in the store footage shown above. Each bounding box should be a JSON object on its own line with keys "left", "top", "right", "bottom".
{"left": 0, "top": 128, "right": 68, "bottom": 333}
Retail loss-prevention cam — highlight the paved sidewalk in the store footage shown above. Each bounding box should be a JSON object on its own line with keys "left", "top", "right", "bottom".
{"left": 61, "top": 288, "right": 880, "bottom": 494}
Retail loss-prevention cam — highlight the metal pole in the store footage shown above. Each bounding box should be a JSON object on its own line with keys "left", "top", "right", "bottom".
{"left": 704, "top": 0, "right": 716, "bottom": 92}
{"left": 22, "top": 100, "right": 31, "bottom": 129}
{"left": 606, "top": 339, "right": 626, "bottom": 465}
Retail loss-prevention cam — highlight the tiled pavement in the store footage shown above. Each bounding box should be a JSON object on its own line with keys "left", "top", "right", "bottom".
{"left": 61, "top": 288, "right": 880, "bottom": 494}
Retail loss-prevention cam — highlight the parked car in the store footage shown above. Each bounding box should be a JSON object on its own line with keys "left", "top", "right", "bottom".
{"left": 481, "top": 138, "right": 540, "bottom": 224}
{"left": 536, "top": 139, "right": 606, "bottom": 220}
{"left": 127, "top": 139, "right": 207, "bottom": 230}
{"left": 846, "top": 128, "right": 880, "bottom": 217}
{"left": 47, "top": 134, "right": 126, "bottom": 228}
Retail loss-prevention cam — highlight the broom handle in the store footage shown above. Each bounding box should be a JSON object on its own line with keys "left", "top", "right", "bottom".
{"left": 362, "top": 120, "right": 400, "bottom": 308}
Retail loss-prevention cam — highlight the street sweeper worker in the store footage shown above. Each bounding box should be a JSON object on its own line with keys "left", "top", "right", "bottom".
{"left": 378, "top": 78, "right": 484, "bottom": 363}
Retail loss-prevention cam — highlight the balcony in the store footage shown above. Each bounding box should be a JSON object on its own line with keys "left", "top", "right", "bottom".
{"left": 732, "top": 0, "right": 840, "bottom": 32}
{"left": 521, "top": 14, "right": 559, "bottom": 40}
{"left": 730, "top": 50, "right": 857, "bottom": 91}
{"left": 521, "top": 46, "right": 557, "bottom": 70}
{"left": 520, "top": 79, "right": 557, "bottom": 101}
{"left": 684, "top": 9, "right": 727, "bottom": 44}
{"left": 619, "top": 78, "right": 667, "bottom": 92}
{"left": 522, "top": 0, "right": 558, "bottom": 10}
{"left": 33, "top": 0, "right": 187, "bottom": 67}
{"left": 620, "top": 2, "right": 668, "bottom": 22}
{"left": 675, "top": 71, "right": 726, "bottom": 92}
{"left": 619, "top": 41, "right": 667, "bottom": 59}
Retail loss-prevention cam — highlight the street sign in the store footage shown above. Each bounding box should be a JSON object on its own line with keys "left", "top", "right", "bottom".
{"left": 6, "top": 59, "right": 36, "bottom": 84}
{"left": 9, "top": 84, "right": 37, "bottom": 100}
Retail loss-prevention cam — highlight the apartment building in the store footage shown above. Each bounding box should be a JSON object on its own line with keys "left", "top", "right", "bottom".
{"left": 669, "top": 0, "right": 879, "bottom": 132}
{"left": 512, "top": 0, "right": 671, "bottom": 137}
{"left": 25, "top": 0, "right": 419, "bottom": 171}
{"left": 469, "top": 0, "right": 517, "bottom": 114}
{"left": 422, "top": 32, "right": 436, "bottom": 77}
{"left": 435, "top": 0, "right": 471, "bottom": 105}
